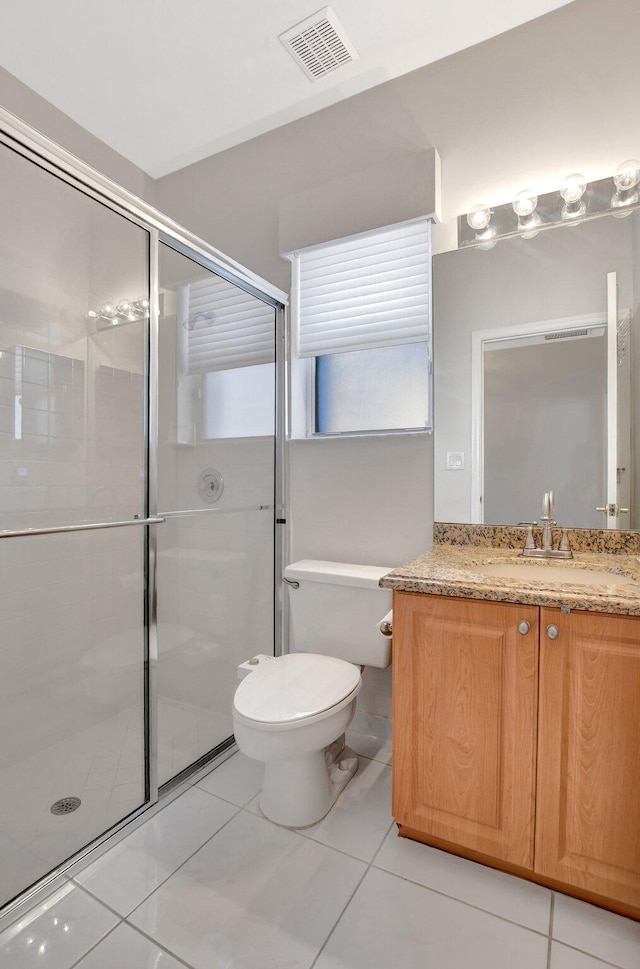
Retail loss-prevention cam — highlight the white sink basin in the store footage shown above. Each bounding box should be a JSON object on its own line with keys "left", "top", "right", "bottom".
{"left": 477, "top": 562, "right": 634, "bottom": 586}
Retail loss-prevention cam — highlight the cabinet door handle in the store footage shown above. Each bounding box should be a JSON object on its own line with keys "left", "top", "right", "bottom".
{"left": 546, "top": 624, "right": 559, "bottom": 640}
{"left": 518, "top": 620, "right": 531, "bottom": 635}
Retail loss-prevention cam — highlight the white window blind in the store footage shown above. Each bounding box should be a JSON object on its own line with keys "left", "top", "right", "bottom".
{"left": 296, "top": 220, "right": 431, "bottom": 359}
{"left": 187, "top": 275, "right": 275, "bottom": 374}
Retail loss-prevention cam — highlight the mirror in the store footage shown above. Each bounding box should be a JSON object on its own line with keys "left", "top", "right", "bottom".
{"left": 433, "top": 212, "right": 640, "bottom": 529}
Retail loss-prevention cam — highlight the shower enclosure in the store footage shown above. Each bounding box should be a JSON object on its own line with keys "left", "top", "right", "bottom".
{"left": 0, "top": 108, "right": 286, "bottom": 916}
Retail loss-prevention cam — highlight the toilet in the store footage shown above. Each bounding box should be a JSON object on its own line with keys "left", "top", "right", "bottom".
{"left": 232, "top": 559, "right": 392, "bottom": 828}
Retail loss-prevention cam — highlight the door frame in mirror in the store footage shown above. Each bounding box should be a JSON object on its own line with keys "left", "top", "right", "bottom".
{"left": 471, "top": 311, "right": 609, "bottom": 523}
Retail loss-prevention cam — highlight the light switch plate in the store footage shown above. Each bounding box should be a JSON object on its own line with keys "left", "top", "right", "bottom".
{"left": 446, "top": 451, "right": 465, "bottom": 470}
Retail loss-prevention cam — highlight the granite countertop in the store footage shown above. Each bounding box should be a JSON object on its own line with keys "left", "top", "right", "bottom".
{"left": 380, "top": 542, "right": 640, "bottom": 616}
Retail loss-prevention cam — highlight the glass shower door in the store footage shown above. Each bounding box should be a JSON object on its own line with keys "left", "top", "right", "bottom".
{"left": 0, "top": 144, "right": 150, "bottom": 908}
{"left": 156, "top": 243, "right": 277, "bottom": 784}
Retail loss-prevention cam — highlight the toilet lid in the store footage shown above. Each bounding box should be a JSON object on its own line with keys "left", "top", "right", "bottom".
{"left": 234, "top": 653, "right": 361, "bottom": 724}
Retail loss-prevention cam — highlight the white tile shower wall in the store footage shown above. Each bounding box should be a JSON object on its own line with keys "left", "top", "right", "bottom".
{"left": 288, "top": 433, "right": 433, "bottom": 724}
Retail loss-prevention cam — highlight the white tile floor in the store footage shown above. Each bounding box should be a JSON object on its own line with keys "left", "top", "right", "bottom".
{"left": 1, "top": 732, "right": 639, "bottom": 969}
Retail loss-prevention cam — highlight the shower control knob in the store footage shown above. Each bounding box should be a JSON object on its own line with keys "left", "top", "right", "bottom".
{"left": 546, "top": 624, "right": 560, "bottom": 640}
{"left": 518, "top": 620, "right": 530, "bottom": 635}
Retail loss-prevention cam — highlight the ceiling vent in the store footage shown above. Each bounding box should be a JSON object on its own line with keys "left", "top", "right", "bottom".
{"left": 544, "top": 328, "right": 589, "bottom": 341}
{"left": 279, "top": 7, "right": 359, "bottom": 82}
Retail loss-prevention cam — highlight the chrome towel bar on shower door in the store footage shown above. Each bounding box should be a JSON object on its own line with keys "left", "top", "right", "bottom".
{"left": 0, "top": 516, "right": 166, "bottom": 539}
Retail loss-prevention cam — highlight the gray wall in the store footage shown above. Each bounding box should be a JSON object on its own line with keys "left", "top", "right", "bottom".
{"left": 155, "top": 0, "right": 640, "bottom": 265}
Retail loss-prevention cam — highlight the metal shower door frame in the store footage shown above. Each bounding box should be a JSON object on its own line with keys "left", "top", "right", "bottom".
{"left": 0, "top": 104, "right": 288, "bottom": 927}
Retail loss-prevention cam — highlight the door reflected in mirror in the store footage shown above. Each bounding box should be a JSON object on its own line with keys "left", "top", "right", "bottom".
{"left": 433, "top": 212, "right": 639, "bottom": 530}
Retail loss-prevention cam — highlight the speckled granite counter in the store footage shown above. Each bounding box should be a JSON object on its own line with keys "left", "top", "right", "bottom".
{"left": 380, "top": 533, "right": 640, "bottom": 616}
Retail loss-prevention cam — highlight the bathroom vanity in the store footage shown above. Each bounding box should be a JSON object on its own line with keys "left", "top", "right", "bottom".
{"left": 382, "top": 526, "right": 640, "bottom": 920}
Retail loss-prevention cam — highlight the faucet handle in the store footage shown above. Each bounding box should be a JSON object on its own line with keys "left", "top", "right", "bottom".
{"left": 559, "top": 529, "right": 571, "bottom": 552}
{"left": 524, "top": 526, "right": 537, "bottom": 551}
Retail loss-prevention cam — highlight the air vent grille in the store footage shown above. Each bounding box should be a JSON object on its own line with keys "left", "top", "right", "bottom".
{"left": 544, "top": 328, "right": 588, "bottom": 341}
{"left": 279, "top": 7, "right": 359, "bottom": 81}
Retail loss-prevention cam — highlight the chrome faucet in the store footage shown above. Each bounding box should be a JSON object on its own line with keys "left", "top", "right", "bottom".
{"left": 522, "top": 491, "right": 573, "bottom": 559}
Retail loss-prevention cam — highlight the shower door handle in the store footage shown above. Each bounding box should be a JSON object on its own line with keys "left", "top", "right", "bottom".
{"left": 0, "top": 516, "right": 166, "bottom": 539}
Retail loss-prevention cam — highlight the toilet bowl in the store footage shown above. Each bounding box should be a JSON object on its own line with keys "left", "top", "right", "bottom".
{"left": 234, "top": 652, "right": 362, "bottom": 827}
{"left": 232, "top": 559, "right": 392, "bottom": 828}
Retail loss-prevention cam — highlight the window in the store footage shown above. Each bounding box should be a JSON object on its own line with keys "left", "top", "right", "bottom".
{"left": 290, "top": 220, "right": 432, "bottom": 437}
{"left": 159, "top": 243, "right": 277, "bottom": 442}
{"left": 202, "top": 363, "right": 275, "bottom": 439}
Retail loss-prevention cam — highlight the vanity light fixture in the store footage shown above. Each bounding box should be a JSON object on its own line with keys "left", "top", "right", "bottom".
{"left": 512, "top": 189, "right": 537, "bottom": 219}
{"left": 512, "top": 189, "right": 540, "bottom": 235}
{"left": 466, "top": 203, "right": 491, "bottom": 232}
{"left": 87, "top": 297, "right": 150, "bottom": 326}
{"left": 560, "top": 172, "right": 587, "bottom": 221}
{"left": 613, "top": 159, "right": 640, "bottom": 192}
{"left": 460, "top": 159, "right": 640, "bottom": 248}
{"left": 466, "top": 204, "right": 496, "bottom": 246}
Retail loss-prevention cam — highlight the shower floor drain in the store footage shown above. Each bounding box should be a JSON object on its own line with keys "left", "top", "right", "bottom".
{"left": 50, "top": 797, "right": 81, "bottom": 816}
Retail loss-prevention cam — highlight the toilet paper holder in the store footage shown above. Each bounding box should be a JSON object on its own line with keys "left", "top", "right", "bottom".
{"left": 378, "top": 611, "right": 393, "bottom": 637}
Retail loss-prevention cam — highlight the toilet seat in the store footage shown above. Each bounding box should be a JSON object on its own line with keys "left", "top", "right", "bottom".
{"left": 233, "top": 653, "right": 361, "bottom": 730}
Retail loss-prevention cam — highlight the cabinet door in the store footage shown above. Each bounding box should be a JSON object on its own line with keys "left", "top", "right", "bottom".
{"left": 393, "top": 593, "right": 539, "bottom": 868}
{"left": 536, "top": 609, "right": 640, "bottom": 909}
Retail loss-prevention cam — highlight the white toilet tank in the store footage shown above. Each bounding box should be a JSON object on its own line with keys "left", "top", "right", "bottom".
{"left": 283, "top": 559, "right": 393, "bottom": 668}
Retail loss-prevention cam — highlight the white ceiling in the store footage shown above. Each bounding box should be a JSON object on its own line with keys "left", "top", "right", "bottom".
{"left": 0, "top": 0, "right": 573, "bottom": 178}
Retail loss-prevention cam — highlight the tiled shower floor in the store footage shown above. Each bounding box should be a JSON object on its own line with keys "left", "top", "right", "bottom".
{"left": 0, "top": 732, "right": 638, "bottom": 969}
{"left": 0, "top": 696, "right": 232, "bottom": 910}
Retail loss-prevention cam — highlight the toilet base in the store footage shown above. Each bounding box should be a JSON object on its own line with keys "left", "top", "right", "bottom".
{"left": 259, "top": 741, "right": 359, "bottom": 828}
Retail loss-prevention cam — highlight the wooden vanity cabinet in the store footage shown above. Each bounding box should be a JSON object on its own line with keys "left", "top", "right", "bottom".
{"left": 392, "top": 592, "right": 640, "bottom": 918}
{"left": 536, "top": 608, "right": 640, "bottom": 912}
{"left": 392, "top": 593, "right": 539, "bottom": 869}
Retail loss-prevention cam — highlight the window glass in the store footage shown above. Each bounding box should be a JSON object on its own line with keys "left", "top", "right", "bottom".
{"left": 202, "top": 363, "right": 275, "bottom": 439}
{"left": 315, "top": 343, "right": 430, "bottom": 434}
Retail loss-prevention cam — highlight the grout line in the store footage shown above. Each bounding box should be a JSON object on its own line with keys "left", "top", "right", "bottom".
{"left": 73, "top": 881, "right": 138, "bottom": 923}
{"left": 192, "top": 779, "right": 261, "bottom": 811}
{"left": 66, "top": 920, "right": 124, "bottom": 969}
{"left": 550, "top": 941, "right": 628, "bottom": 969}
{"left": 367, "top": 863, "right": 550, "bottom": 939}
{"left": 72, "top": 797, "right": 244, "bottom": 925}
{"left": 370, "top": 830, "right": 551, "bottom": 939}
{"left": 119, "top": 921, "right": 199, "bottom": 969}
{"left": 369, "top": 820, "right": 396, "bottom": 866}
{"left": 308, "top": 859, "right": 371, "bottom": 969}
{"left": 124, "top": 802, "right": 243, "bottom": 920}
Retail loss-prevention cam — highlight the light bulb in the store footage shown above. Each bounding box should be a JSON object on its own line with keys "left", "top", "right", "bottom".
{"left": 614, "top": 159, "right": 640, "bottom": 193}
{"left": 467, "top": 204, "right": 491, "bottom": 232}
{"left": 116, "top": 300, "right": 131, "bottom": 315}
{"left": 560, "top": 173, "right": 587, "bottom": 204}
{"left": 101, "top": 303, "right": 115, "bottom": 317}
{"left": 87, "top": 310, "right": 99, "bottom": 319}
{"left": 512, "top": 189, "right": 537, "bottom": 218}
